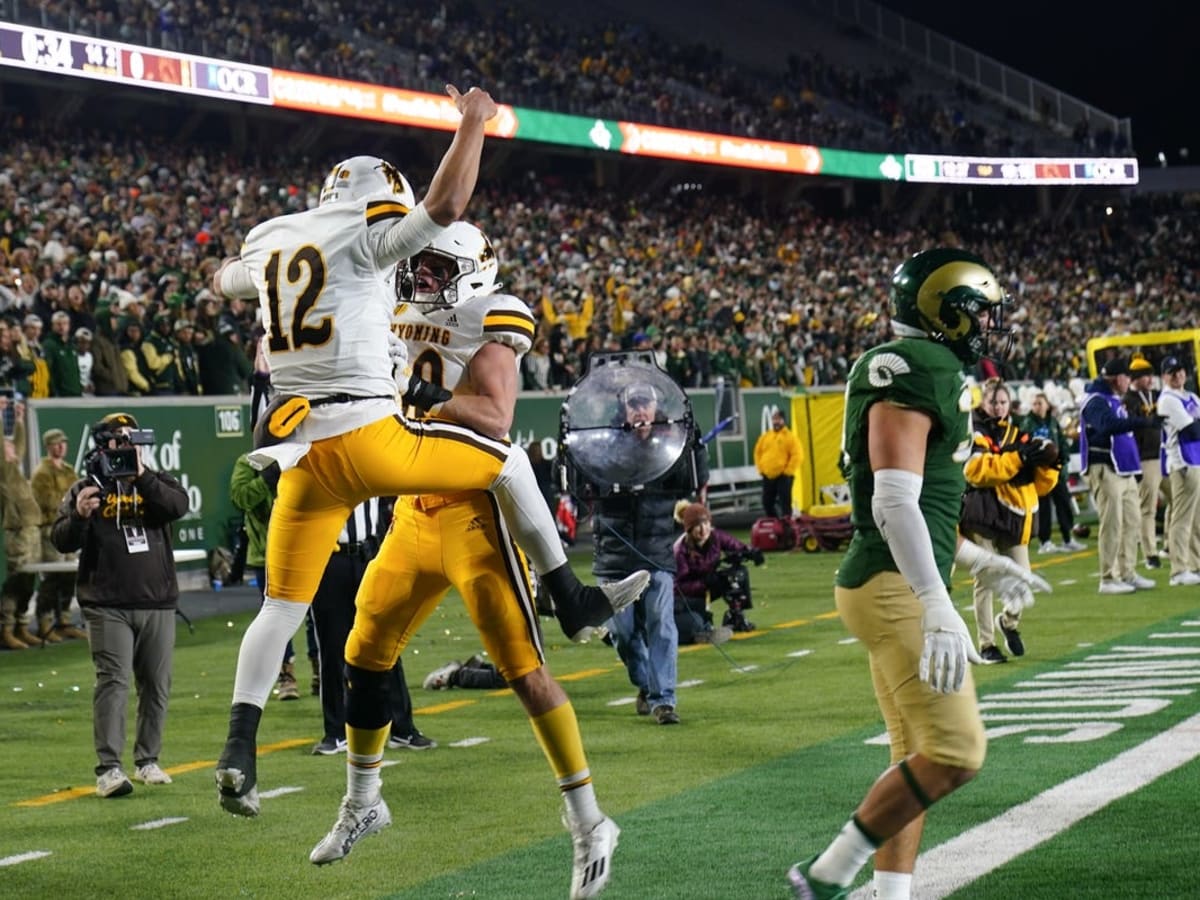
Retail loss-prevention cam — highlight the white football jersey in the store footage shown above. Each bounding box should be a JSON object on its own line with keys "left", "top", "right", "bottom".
{"left": 393, "top": 292, "right": 535, "bottom": 403}
{"left": 239, "top": 198, "right": 426, "bottom": 400}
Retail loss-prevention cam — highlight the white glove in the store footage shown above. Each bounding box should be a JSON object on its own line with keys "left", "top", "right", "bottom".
{"left": 957, "top": 540, "right": 1052, "bottom": 593}
{"left": 957, "top": 539, "right": 1050, "bottom": 620}
{"left": 919, "top": 591, "right": 983, "bottom": 694}
{"left": 387, "top": 331, "right": 409, "bottom": 388}
{"left": 994, "top": 575, "right": 1038, "bottom": 616}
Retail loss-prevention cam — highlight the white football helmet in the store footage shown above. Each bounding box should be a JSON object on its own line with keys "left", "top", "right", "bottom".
{"left": 319, "top": 156, "right": 415, "bottom": 208}
{"left": 397, "top": 221, "right": 500, "bottom": 309}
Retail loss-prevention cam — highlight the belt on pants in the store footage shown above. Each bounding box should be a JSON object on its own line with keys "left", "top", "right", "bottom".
{"left": 412, "top": 490, "right": 477, "bottom": 512}
{"left": 332, "top": 540, "right": 375, "bottom": 556}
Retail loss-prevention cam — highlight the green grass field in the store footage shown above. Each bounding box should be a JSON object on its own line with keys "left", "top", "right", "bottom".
{"left": 2, "top": 538, "right": 1197, "bottom": 899}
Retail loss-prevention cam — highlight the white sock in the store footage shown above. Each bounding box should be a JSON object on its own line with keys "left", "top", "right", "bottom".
{"left": 810, "top": 819, "right": 877, "bottom": 888}
{"left": 231, "top": 597, "right": 310, "bottom": 707}
{"left": 873, "top": 870, "right": 912, "bottom": 900}
{"left": 562, "top": 782, "right": 602, "bottom": 831}
{"left": 347, "top": 753, "right": 383, "bottom": 806}
{"left": 491, "top": 446, "right": 567, "bottom": 574}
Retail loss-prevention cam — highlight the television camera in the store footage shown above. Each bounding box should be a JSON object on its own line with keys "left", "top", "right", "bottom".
{"left": 710, "top": 547, "right": 761, "bottom": 632}
{"left": 84, "top": 421, "right": 156, "bottom": 484}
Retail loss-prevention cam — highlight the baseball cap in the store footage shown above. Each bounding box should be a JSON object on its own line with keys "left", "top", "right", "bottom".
{"left": 1161, "top": 355, "right": 1186, "bottom": 375}
{"left": 1100, "top": 356, "right": 1129, "bottom": 377}
{"left": 42, "top": 428, "right": 68, "bottom": 449}
{"left": 98, "top": 411, "right": 139, "bottom": 431}
{"left": 174, "top": 318, "right": 195, "bottom": 334}
{"left": 621, "top": 382, "right": 657, "bottom": 406}
{"left": 74, "top": 327, "right": 93, "bottom": 341}
{"left": 1128, "top": 357, "right": 1154, "bottom": 375}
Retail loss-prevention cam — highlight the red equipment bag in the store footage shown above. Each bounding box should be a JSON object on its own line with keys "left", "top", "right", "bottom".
{"left": 750, "top": 516, "right": 795, "bottom": 552}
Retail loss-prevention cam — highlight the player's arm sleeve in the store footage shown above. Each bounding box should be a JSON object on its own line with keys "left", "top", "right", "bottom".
{"left": 872, "top": 468, "right": 948, "bottom": 603}
{"left": 217, "top": 257, "right": 258, "bottom": 300}
{"left": 370, "top": 203, "right": 446, "bottom": 269}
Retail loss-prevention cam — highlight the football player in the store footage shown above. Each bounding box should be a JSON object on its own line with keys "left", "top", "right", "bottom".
{"left": 211, "top": 85, "right": 648, "bottom": 819}
{"left": 787, "top": 248, "right": 1051, "bottom": 900}
{"left": 309, "top": 223, "right": 620, "bottom": 899}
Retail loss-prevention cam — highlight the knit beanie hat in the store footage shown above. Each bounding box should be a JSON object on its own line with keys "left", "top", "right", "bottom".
{"left": 681, "top": 503, "right": 710, "bottom": 531}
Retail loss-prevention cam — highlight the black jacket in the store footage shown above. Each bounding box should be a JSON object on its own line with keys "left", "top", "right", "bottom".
{"left": 592, "top": 491, "right": 683, "bottom": 579}
{"left": 590, "top": 427, "right": 709, "bottom": 579}
{"left": 1123, "top": 386, "right": 1162, "bottom": 460}
{"left": 50, "top": 470, "right": 189, "bottom": 609}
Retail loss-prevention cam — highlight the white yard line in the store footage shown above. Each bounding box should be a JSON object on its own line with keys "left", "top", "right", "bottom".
{"left": 849, "top": 711, "right": 1200, "bottom": 899}
{"left": 0, "top": 851, "right": 51, "bottom": 867}
{"left": 131, "top": 817, "right": 189, "bottom": 831}
{"left": 258, "top": 786, "right": 304, "bottom": 799}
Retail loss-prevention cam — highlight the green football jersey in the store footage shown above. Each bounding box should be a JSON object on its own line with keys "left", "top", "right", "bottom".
{"left": 836, "top": 338, "right": 973, "bottom": 589}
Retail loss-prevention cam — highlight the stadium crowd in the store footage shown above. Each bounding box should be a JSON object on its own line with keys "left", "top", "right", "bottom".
{"left": 4, "top": 0, "right": 1114, "bottom": 156}
{"left": 0, "top": 123, "right": 1195, "bottom": 403}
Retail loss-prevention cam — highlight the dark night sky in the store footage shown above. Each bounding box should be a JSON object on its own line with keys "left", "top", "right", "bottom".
{"left": 882, "top": 2, "right": 1194, "bottom": 165}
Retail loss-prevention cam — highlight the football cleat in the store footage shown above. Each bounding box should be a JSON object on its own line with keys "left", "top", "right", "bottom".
{"left": 422, "top": 660, "right": 463, "bottom": 690}
{"left": 215, "top": 737, "right": 260, "bottom": 817}
{"left": 565, "top": 813, "right": 620, "bottom": 899}
{"left": 310, "top": 794, "right": 392, "bottom": 865}
{"left": 786, "top": 856, "right": 849, "bottom": 900}
{"left": 557, "top": 570, "right": 650, "bottom": 643}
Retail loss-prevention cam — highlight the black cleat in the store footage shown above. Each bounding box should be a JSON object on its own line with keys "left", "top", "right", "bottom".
{"left": 995, "top": 614, "right": 1025, "bottom": 657}
{"left": 215, "top": 737, "right": 260, "bottom": 816}
{"left": 545, "top": 566, "right": 650, "bottom": 642}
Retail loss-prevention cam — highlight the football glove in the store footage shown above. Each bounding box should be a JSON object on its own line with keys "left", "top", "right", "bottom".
{"left": 919, "top": 592, "right": 982, "bottom": 694}
{"left": 403, "top": 372, "right": 453, "bottom": 414}
{"left": 957, "top": 539, "right": 1051, "bottom": 616}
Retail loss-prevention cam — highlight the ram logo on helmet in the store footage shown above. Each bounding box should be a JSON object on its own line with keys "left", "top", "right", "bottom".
{"left": 889, "top": 247, "right": 1009, "bottom": 365}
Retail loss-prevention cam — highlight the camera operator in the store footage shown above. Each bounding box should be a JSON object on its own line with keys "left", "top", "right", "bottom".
{"left": 50, "top": 412, "right": 188, "bottom": 797}
{"left": 672, "top": 502, "right": 763, "bottom": 644}
{"left": 593, "top": 382, "right": 706, "bottom": 726}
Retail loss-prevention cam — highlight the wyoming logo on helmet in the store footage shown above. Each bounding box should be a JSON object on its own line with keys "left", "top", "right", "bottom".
{"left": 889, "top": 247, "right": 1009, "bottom": 365}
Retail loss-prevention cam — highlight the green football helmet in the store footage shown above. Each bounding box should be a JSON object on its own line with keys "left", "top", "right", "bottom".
{"left": 890, "top": 247, "right": 1008, "bottom": 364}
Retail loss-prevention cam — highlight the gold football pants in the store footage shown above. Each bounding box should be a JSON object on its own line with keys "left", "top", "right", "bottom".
{"left": 345, "top": 491, "right": 544, "bottom": 683}
{"left": 836, "top": 571, "right": 987, "bottom": 770}
{"left": 264, "top": 416, "right": 510, "bottom": 603}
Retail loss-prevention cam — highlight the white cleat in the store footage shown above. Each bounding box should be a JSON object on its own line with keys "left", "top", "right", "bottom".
{"left": 562, "top": 570, "right": 651, "bottom": 643}
{"left": 422, "top": 660, "right": 463, "bottom": 690}
{"left": 602, "top": 570, "right": 650, "bottom": 618}
{"left": 566, "top": 814, "right": 620, "bottom": 899}
{"left": 310, "top": 795, "right": 392, "bottom": 865}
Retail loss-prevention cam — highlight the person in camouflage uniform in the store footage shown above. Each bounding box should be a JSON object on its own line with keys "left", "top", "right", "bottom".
{"left": 787, "top": 249, "right": 1050, "bottom": 900}
{"left": 32, "top": 428, "right": 86, "bottom": 641}
{"left": 0, "top": 400, "right": 49, "bottom": 648}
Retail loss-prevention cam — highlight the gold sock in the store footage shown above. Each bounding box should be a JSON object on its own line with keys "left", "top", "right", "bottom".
{"left": 531, "top": 702, "right": 602, "bottom": 828}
